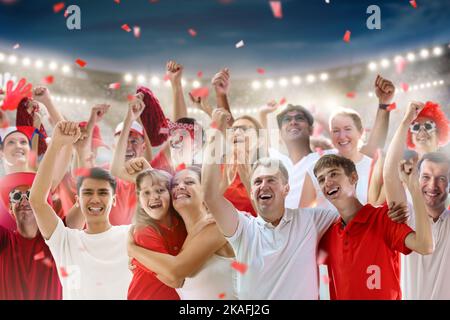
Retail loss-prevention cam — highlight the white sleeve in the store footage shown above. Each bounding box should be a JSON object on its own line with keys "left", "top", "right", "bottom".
{"left": 44, "top": 218, "right": 70, "bottom": 265}
{"left": 226, "top": 211, "right": 253, "bottom": 256}
{"left": 310, "top": 208, "right": 339, "bottom": 239}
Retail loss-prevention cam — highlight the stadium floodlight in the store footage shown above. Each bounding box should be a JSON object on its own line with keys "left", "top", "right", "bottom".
{"left": 35, "top": 60, "right": 44, "bottom": 69}
{"left": 151, "top": 76, "right": 160, "bottom": 86}
{"left": 265, "top": 79, "right": 274, "bottom": 89}
{"left": 380, "top": 59, "right": 390, "bottom": 68}
{"left": 394, "top": 55, "right": 403, "bottom": 63}
{"left": 124, "top": 73, "right": 133, "bottom": 83}
{"left": 319, "top": 73, "right": 329, "bottom": 81}
{"left": 49, "top": 61, "right": 58, "bottom": 71}
{"left": 306, "top": 74, "right": 316, "bottom": 83}
{"left": 433, "top": 81, "right": 438, "bottom": 86}
{"left": 68, "top": 98, "right": 74, "bottom": 104}
{"left": 413, "top": 85, "right": 418, "bottom": 90}
{"left": 279, "top": 78, "right": 288, "bottom": 87}
{"left": 62, "top": 97, "right": 68, "bottom": 102}
{"left": 75, "top": 99, "right": 81, "bottom": 104}
{"left": 181, "top": 78, "right": 187, "bottom": 87}
{"left": 239, "top": 108, "right": 245, "bottom": 114}
{"left": 22, "top": 57, "right": 31, "bottom": 67}
{"left": 8, "top": 55, "right": 17, "bottom": 65}
{"left": 420, "top": 49, "right": 429, "bottom": 59}
{"left": 292, "top": 76, "right": 301, "bottom": 85}
{"left": 62, "top": 65, "right": 71, "bottom": 74}
{"left": 368, "top": 62, "right": 377, "bottom": 71}
{"left": 137, "top": 75, "right": 146, "bottom": 84}
{"left": 192, "top": 80, "right": 201, "bottom": 88}
{"left": 54, "top": 96, "right": 61, "bottom": 102}
{"left": 368, "top": 92, "right": 374, "bottom": 98}
{"left": 0, "top": 52, "right": 5, "bottom": 62}
{"left": 251, "top": 80, "right": 261, "bottom": 90}
{"left": 187, "top": 108, "right": 193, "bottom": 113}
{"left": 82, "top": 100, "right": 87, "bottom": 105}
{"left": 426, "top": 82, "right": 431, "bottom": 88}
{"left": 439, "top": 80, "right": 444, "bottom": 85}
{"left": 433, "top": 47, "right": 443, "bottom": 56}
{"left": 420, "top": 83, "right": 425, "bottom": 89}
{"left": 406, "top": 52, "right": 416, "bottom": 62}
{"left": 252, "top": 108, "right": 258, "bottom": 113}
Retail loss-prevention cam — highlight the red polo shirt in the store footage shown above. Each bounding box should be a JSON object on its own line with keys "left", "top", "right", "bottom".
{"left": 319, "top": 204, "right": 413, "bottom": 300}
{"left": 127, "top": 215, "right": 187, "bottom": 300}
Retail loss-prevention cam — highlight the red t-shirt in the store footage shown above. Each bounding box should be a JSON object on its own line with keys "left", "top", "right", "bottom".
{"left": 0, "top": 202, "right": 16, "bottom": 231}
{"left": 319, "top": 204, "right": 413, "bottom": 300}
{"left": 224, "top": 174, "right": 257, "bottom": 217}
{"left": 127, "top": 215, "right": 187, "bottom": 300}
{"left": 0, "top": 226, "right": 62, "bottom": 300}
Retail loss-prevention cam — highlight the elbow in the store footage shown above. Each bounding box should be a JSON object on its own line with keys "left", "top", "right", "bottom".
{"left": 416, "top": 242, "right": 434, "bottom": 255}
{"left": 166, "top": 263, "right": 188, "bottom": 284}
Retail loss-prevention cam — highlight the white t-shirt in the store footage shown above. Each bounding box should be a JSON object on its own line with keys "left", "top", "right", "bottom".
{"left": 45, "top": 219, "right": 132, "bottom": 300}
{"left": 402, "top": 207, "right": 450, "bottom": 300}
{"left": 227, "top": 208, "right": 338, "bottom": 300}
{"left": 305, "top": 149, "right": 372, "bottom": 210}
{"left": 269, "top": 148, "right": 320, "bottom": 209}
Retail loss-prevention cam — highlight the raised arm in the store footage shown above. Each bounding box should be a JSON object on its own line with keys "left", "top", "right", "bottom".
{"left": 111, "top": 94, "right": 146, "bottom": 182}
{"left": 400, "top": 158, "right": 434, "bottom": 255}
{"left": 360, "top": 75, "right": 394, "bottom": 157}
{"left": 29, "top": 121, "right": 81, "bottom": 239}
{"left": 189, "top": 92, "right": 213, "bottom": 118}
{"left": 384, "top": 102, "right": 425, "bottom": 206}
{"left": 299, "top": 172, "right": 317, "bottom": 208}
{"left": 166, "top": 60, "right": 187, "bottom": 121}
{"left": 33, "top": 87, "right": 65, "bottom": 125}
{"left": 211, "top": 68, "right": 234, "bottom": 126}
{"left": 202, "top": 109, "right": 240, "bottom": 237}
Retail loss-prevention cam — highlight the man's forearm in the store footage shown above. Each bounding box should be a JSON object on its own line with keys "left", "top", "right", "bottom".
{"left": 409, "top": 183, "right": 433, "bottom": 254}
{"left": 171, "top": 83, "right": 187, "bottom": 121}
{"left": 361, "top": 107, "right": 390, "bottom": 157}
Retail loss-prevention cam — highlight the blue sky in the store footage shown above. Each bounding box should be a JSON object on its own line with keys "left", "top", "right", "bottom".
{"left": 1, "top": 0, "right": 449, "bottom": 76}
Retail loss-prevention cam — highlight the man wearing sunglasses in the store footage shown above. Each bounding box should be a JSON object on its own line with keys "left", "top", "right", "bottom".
{"left": 0, "top": 172, "right": 62, "bottom": 300}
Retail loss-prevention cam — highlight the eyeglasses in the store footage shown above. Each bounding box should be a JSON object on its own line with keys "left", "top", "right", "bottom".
{"left": 231, "top": 125, "right": 254, "bottom": 132}
{"left": 409, "top": 120, "right": 436, "bottom": 134}
{"left": 281, "top": 114, "right": 307, "bottom": 124}
{"left": 9, "top": 190, "right": 31, "bottom": 204}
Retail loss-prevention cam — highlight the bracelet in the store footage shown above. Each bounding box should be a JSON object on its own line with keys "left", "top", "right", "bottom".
{"left": 379, "top": 104, "right": 389, "bottom": 110}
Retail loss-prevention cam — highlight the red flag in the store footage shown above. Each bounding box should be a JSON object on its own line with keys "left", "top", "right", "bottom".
{"left": 53, "top": 2, "right": 65, "bottom": 13}
{"left": 269, "top": 1, "right": 283, "bottom": 19}
{"left": 343, "top": 30, "right": 351, "bottom": 43}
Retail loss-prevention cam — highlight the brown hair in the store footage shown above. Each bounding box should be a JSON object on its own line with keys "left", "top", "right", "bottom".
{"left": 233, "top": 115, "right": 268, "bottom": 161}
{"left": 313, "top": 154, "right": 357, "bottom": 178}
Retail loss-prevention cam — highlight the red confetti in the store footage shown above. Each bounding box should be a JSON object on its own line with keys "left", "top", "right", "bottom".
{"left": 64, "top": 9, "right": 69, "bottom": 18}
{"left": 395, "top": 57, "right": 407, "bottom": 74}
{"left": 109, "top": 82, "right": 121, "bottom": 90}
{"left": 322, "top": 275, "right": 330, "bottom": 284}
{"left": 188, "top": 28, "right": 197, "bottom": 37}
{"left": 343, "top": 30, "right": 351, "bottom": 43}
{"left": 121, "top": 24, "right": 131, "bottom": 33}
{"left": 149, "top": 0, "right": 159, "bottom": 3}
{"left": 279, "top": 97, "right": 287, "bottom": 105}
{"left": 387, "top": 102, "right": 397, "bottom": 111}
{"left": 127, "top": 94, "right": 136, "bottom": 102}
{"left": 114, "top": 0, "right": 120, "bottom": 3}
{"left": 190, "top": 87, "right": 209, "bottom": 99}
{"left": 218, "top": 292, "right": 226, "bottom": 299}
{"left": 33, "top": 251, "right": 45, "bottom": 261}
{"left": 197, "top": 71, "right": 203, "bottom": 78}
{"left": 75, "top": 168, "right": 91, "bottom": 177}
{"left": 231, "top": 261, "right": 248, "bottom": 274}
{"left": 42, "top": 258, "right": 54, "bottom": 268}
{"left": 59, "top": 266, "right": 69, "bottom": 277}
{"left": 133, "top": 26, "right": 141, "bottom": 38}
{"left": 400, "top": 82, "right": 409, "bottom": 92}
{"left": 317, "top": 249, "right": 328, "bottom": 264}
{"left": 257, "top": 68, "right": 265, "bottom": 75}
{"left": 163, "top": 74, "right": 170, "bottom": 82}
{"left": 43, "top": 76, "right": 54, "bottom": 85}
{"left": 346, "top": 92, "right": 356, "bottom": 98}
{"left": 410, "top": 0, "right": 417, "bottom": 9}
{"left": 53, "top": 2, "right": 65, "bottom": 13}
{"left": 210, "top": 121, "right": 218, "bottom": 129}
{"left": 75, "top": 59, "right": 87, "bottom": 68}
{"left": 269, "top": 1, "right": 283, "bottom": 19}
{"left": 315, "top": 147, "right": 324, "bottom": 156}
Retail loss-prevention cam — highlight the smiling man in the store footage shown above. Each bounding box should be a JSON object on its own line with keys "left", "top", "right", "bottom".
{"left": 29, "top": 121, "right": 132, "bottom": 299}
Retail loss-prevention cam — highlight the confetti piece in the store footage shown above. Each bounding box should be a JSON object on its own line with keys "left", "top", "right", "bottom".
{"left": 75, "top": 59, "right": 87, "bottom": 68}
{"left": 315, "top": 147, "right": 324, "bottom": 156}
{"left": 188, "top": 28, "right": 197, "bottom": 37}
{"left": 121, "top": 24, "right": 131, "bottom": 32}
{"left": 321, "top": 275, "right": 330, "bottom": 284}
{"left": 387, "top": 102, "right": 397, "bottom": 111}
{"left": 59, "top": 267, "right": 69, "bottom": 277}
{"left": 269, "top": 1, "right": 283, "bottom": 19}
{"left": 279, "top": 97, "right": 287, "bottom": 105}
{"left": 64, "top": 9, "right": 69, "bottom": 17}
{"left": 235, "top": 40, "right": 244, "bottom": 48}
{"left": 400, "top": 82, "right": 409, "bottom": 92}
{"left": 410, "top": 0, "right": 417, "bottom": 9}
{"left": 395, "top": 57, "right": 407, "bottom": 74}
{"left": 346, "top": 92, "right": 356, "bottom": 98}
{"left": 33, "top": 251, "right": 45, "bottom": 261}
{"left": 343, "top": 30, "right": 351, "bottom": 43}
{"left": 42, "top": 258, "right": 54, "bottom": 268}
{"left": 109, "top": 82, "right": 121, "bottom": 90}
{"left": 210, "top": 121, "right": 218, "bottom": 129}
{"left": 53, "top": 2, "right": 65, "bottom": 13}
{"left": 257, "top": 68, "right": 265, "bottom": 75}
{"left": 218, "top": 293, "right": 226, "bottom": 299}
{"left": 231, "top": 261, "right": 248, "bottom": 274}
{"left": 190, "top": 87, "right": 209, "bottom": 99}
{"left": 43, "top": 76, "right": 54, "bottom": 85}
{"left": 133, "top": 26, "right": 141, "bottom": 38}
{"left": 75, "top": 167, "right": 91, "bottom": 177}
{"left": 13, "top": 43, "right": 20, "bottom": 50}
{"left": 163, "top": 74, "right": 170, "bottom": 82}
{"left": 197, "top": 71, "right": 203, "bottom": 78}
{"left": 127, "top": 94, "right": 136, "bottom": 101}
{"left": 114, "top": 0, "right": 120, "bottom": 3}
{"left": 317, "top": 249, "right": 328, "bottom": 264}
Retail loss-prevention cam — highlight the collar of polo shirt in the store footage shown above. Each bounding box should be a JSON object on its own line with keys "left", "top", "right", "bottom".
{"left": 256, "top": 208, "right": 294, "bottom": 228}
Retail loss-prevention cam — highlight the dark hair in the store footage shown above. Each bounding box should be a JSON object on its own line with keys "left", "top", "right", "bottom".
{"left": 76, "top": 167, "right": 117, "bottom": 195}
{"left": 176, "top": 117, "right": 206, "bottom": 146}
{"left": 313, "top": 154, "right": 357, "bottom": 178}
{"left": 276, "top": 104, "right": 314, "bottom": 129}
{"left": 418, "top": 152, "right": 450, "bottom": 173}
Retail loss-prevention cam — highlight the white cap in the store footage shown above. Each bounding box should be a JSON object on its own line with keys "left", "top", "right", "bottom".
{"left": 114, "top": 121, "right": 144, "bottom": 137}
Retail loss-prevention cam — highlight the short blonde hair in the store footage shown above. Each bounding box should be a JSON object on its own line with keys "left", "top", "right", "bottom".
{"left": 329, "top": 108, "right": 364, "bottom": 133}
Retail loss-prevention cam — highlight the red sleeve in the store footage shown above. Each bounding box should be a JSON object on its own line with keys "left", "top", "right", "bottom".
{"left": 0, "top": 226, "right": 9, "bottom": 251}
{"left": 151, "top": 150, "right": 174, "bottom": 175}
{"left": 133, "top": 226, "right": 169, "bottom": 274}
{"left": 380, "top": 206, "right": 414, "bottom": 255}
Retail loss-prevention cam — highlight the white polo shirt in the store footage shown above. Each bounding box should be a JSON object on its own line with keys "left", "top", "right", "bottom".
{"left": 46, "top": 219, "right": 132, "bottom": 300}
{"left": 227, "top": 208, "right": 338, "bottom": 300}
{"left": 269, "top": 148, "right": 320, "bottom": 209}
{"left": 402, "top": 208, "right": 450, "bottom": 300}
